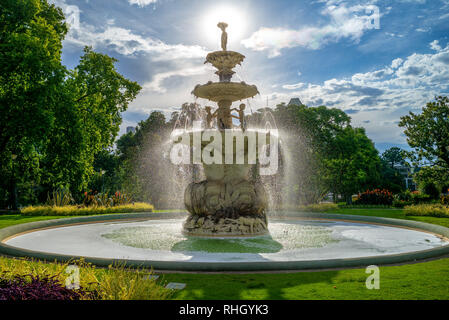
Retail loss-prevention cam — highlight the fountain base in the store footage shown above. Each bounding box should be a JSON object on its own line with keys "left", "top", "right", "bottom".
{"left": 183, "top": 179, "right": 269, "bottom": 236}
{"left": 182, "top": 214, "right": 268, "bottom": 237}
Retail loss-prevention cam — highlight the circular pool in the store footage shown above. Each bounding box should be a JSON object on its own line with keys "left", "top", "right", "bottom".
{"left": 1, "top": 212, "right": 449, "bottom": 271}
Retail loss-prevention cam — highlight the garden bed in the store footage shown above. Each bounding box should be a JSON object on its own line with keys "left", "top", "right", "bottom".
{"left": 20, "top": 203, "right": 154, "bottom": 216}
{"left": 404, "top": 204, "right": 449, "bottom": 218}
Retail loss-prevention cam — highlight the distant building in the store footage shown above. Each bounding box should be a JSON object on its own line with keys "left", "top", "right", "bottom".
{"left": 288, "top": 98, "right": 303, "bottom": 106}
{"left": 395, "top": 165, "right": 419, "bottom": 190}
{"left": 126, "top": 126, "right": 136, "bottom": 134}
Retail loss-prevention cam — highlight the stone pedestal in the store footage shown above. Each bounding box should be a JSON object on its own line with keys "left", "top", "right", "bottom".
{"left": 183, "top": 178, "right": 268, "bottom": 236}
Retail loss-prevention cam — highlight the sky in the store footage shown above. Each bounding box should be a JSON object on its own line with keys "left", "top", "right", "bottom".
{"left": 51, "top": 0, "right": 449, "bottom": 153}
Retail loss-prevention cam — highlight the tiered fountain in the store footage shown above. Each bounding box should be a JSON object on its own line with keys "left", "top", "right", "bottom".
{"left": 182, "top": 22, "right": 269, "bottom": 237}
{"left": 2, "top": 22, "right": 448, "bottom": 272}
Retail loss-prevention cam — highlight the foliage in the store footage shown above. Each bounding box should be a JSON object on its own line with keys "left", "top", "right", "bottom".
{"left": 299, "top": 203, "right": 339, "bottom": 212}
{"left": 0, "top": 1, "right": 141, "bottom": 209}
{"left": 399, "top": 96, "right": 449, "bottom": 192}
{"left": 42, "top": 47, "right": 141, "bottom": 194}
{"left": 82, "top": 190, "right": 134, "bottom": 208}
{"left": 323, "top": 127, "right": 381, "bottom": 204}
{"left": 112, "top": 191, "right": 133, "bottom": 206}
{"left": 355, "top": 189, "right": 394, "bottom": 206}
{"left": 441, "top": 195, "right": 449, "bottom": 206}
{"left": 46, "top": 187, "right": 74, "bottom": 206}
{"left": 404, "top": 204, "right": 449, "bottom": 218}
{"left": 381, "top": 147, "right": 406, "bottom": 168}
{"left": 413, "top": 166, "right": 449, "bottom": 196}
{"left": 392, "top": 200, "right": 413, "bottom": 208}
{"left": 399, "top": 96, "right": 449, "bottom": 168}
{"left": 283, "top": 203, "right": 339, "bottom": 212}
{"left": 420, "top": 181, "right": 440, "bottom": 200}
{"left": 0, "top": 272, "right": 92, "bottom": 300}
{"left": 378, "top": 147, "right": 407, "bottom": 193}
{"left": 0, "top": 0, "right": 68, "bottom": 209}
{"left": 395, "top": 189, "right": 413, "bottom": 202}
{"left": 254, "top": 103, "right": 382, "bottom": 206}
{"left": 20, "top": 202, "right": 153, "bottom": 216}
{"left": 0, "top": 258, "right": 172, "bottom": 300}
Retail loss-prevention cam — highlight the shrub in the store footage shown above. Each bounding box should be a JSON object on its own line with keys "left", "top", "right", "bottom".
{"left": 46, "top": 188, "right": 74, "bottom": 207}
{"left": 355, "top": 189, "right": 393, "bottom": 206}
{"left": 410, "top": 191, "right": 432, "bottom": 204}
{"left": 392, "top": 200, "right": 413, "bottom": 208}
{"left": 404, "top": 204, "right": 449, "bottom": 218}
{"left": 420, "top": 181, "right": 440, "bottom": 200}
{"left": 112, "top": 191, "right": 133, "bottom": 206}
{"left": 0, "top": 258, "right": 172, "bottom": 300}
{"left": 395, "top": 190, "right": 413, "bottom": 202}
{"left": 21, "top": 202, "right": 154, "bottom": 216}
{"left": 0, "top": 273, "right": 92, "bottom": 300}
{"left": 282, "top": 203, "right": 339, "bottom": 212}
{"left": 82, "top": 191, "right": 134, "bottom": 208}
{"left": 299, "top": 203, "right": 339, "bottom": 212}
{"left": 441, "top": 195, "right": 449, "bottom": 205}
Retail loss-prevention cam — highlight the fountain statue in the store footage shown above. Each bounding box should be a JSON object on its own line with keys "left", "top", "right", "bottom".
{"left": 177, "top": 22, "right": 271, "bottom": 237}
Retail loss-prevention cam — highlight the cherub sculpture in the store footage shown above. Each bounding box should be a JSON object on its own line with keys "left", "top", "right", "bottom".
{"left": 205, "top": 106, "right": 217, "bottom": 129}
{"left": 232, "top": 103, "right": 246, "bottom": 130}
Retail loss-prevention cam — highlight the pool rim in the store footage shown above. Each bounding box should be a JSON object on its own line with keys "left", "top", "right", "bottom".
{"left": 1, "top": 211, "right": 449, "bottom": 271}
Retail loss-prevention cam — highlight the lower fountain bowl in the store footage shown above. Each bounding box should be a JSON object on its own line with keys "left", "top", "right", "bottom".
{"left": 1, "top": 211, "right": 449, "bottom": 271}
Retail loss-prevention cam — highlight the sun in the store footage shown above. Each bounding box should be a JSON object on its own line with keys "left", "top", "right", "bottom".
{"left": 201, "top": 5, "right": 248, "bottom": 49}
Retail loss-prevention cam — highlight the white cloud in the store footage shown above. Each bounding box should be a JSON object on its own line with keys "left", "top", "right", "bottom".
{"left": 65, "top": 25, "right": 207, "bottom": 61}
{"left": 391, "top": 58, "right": 403, "bottom": 69}
{"left": 269, "top": 41, "right": 449, "bottom": 143}
{"left": 143, "top": 66, "right": 209, "bottom": 93}
{"left": 282, "top": 82, "right": 305, "bottom": 90}
{"left": 430, "top": 40, "right": 442, "bottom": 51}
{"left": 51, "top": 0, "right": 207, "bottom": 61}
{"left": 128, "top": 0, "right": 158, "bottom": 7}
{"left": 242, "top": 3, "right": 380, "bottom": 57}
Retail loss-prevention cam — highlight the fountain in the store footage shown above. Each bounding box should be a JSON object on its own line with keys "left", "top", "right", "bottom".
{"left": 180, "top": 22, "right": 270, "bottom": 237}
{"left": 1, "top": 23, "right": 449, "bottom": 272}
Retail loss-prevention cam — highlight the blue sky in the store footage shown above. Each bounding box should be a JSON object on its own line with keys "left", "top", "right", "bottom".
{"left": 52, "top": 0, "right": 449, "bottom": 152}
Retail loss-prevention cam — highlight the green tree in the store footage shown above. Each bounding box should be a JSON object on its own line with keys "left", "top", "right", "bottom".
{"left": 42, "top": 47, "right": 141, "bottom": 195}
{"left": 0, "top": 0, "right": 67, "bottom": 209}
{"left": 381, "top": 147, "right": 405, "bottom": 168}
{"left": 378, "top": 147, "right": 406, "bottom": 193}
{"left": 324, "top": 127, "right": 381, "bottom": 204}
{"left": 0, "top": 1, "right": 141, "bottom": 208}
{"left": 270, "top": 103, "right": 358, "bottom": 205}
{"left": 399, "top": 96, "right": 449, "bottom": 189}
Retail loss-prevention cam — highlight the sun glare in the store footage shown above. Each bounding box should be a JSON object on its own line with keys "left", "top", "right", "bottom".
{"left": 202, "top": 5, "right": 248, "bottom": 49}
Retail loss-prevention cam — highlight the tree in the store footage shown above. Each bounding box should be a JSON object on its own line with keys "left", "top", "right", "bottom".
{"left": 115, "top": 111, "right": 179, "bottom": 207}
{"left": 399, "top": 96, "right": 449, "bottom": 189}
{"left": 0, "top": 0, "right": 67, "bottom": 208}
{"left": 42, "top": 47, "right": 141, "bottom": 194}
{"left": 270, "top": 103, "right": 364, "bottom": 205}
{"left": 381, "top": 147, "right": 405, "bottom": 168}
{"left": 0, "top": 1, "right": 141, "bottom": 208}
{"left": 399, "top": 96, "right": 449, "bottom": 168}
{"left": 324, "top": 127, "right": 381, "bottom": 204}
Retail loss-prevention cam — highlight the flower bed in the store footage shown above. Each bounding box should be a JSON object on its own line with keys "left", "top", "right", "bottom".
{"left": 20, "top": 202, "right": 154, "bottom": 216}
{"left": 355, "top": 189, "right": 394, "bottom": 206}
{"left": 404, "top": 204, "right": 449, "bottom": 218}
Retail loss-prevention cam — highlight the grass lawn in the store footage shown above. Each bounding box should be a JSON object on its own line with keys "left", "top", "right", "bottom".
{"left": 1, "top": 208, "right": 449, "bottom": 300}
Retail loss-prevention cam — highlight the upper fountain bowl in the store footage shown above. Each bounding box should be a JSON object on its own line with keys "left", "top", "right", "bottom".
{"left": 205, "top": 51, "right": 245, "bottom": 71}
{"left": 192, "top": 81, "right": 259, "bottom": 102}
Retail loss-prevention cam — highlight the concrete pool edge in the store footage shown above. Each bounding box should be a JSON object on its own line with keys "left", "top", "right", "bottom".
{"left": 1, "top": 211, "right": 449, "bottom": 271}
